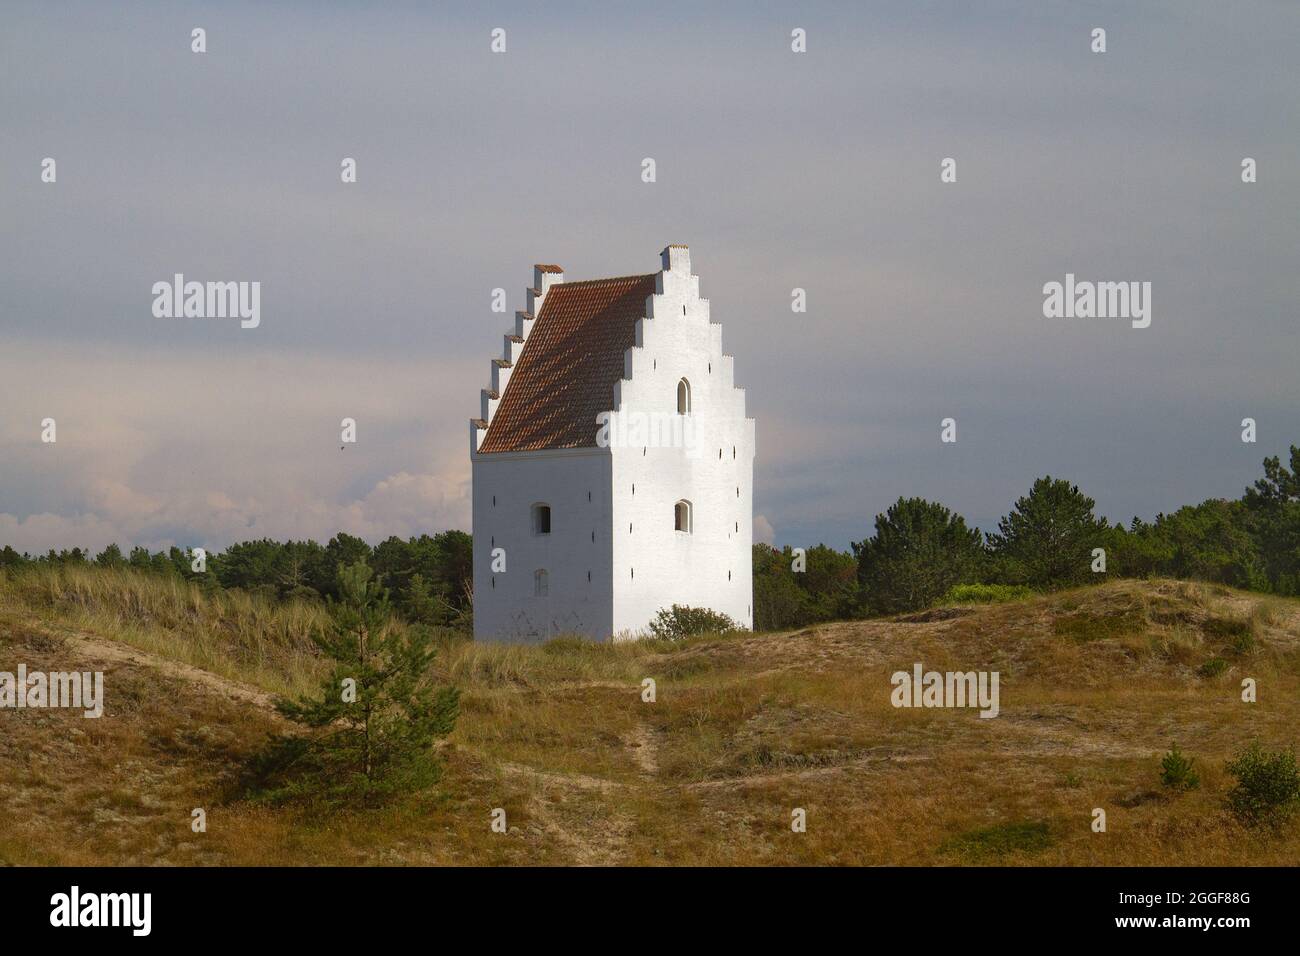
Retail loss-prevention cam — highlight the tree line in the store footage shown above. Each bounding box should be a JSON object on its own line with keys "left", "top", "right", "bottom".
{"left": 754, "top": 445, "right": 1300, "bottom": 630}
{"left": 3, "top": 445, "right": 1297, "bottom": 634}
{"left": 0, "top": 531, "right": 473, "bottom": 629}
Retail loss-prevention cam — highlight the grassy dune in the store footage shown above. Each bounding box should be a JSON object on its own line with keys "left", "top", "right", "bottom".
{"left": 1, "top": 566, "right": 1298, "bottom": 865}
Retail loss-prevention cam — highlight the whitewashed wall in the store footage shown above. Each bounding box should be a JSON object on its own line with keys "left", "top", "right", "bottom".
{"left": 472, "top": 447, "right": 612, "bottom": 642}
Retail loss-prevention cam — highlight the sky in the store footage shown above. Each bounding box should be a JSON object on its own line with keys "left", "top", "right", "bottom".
{"left": 2, "top": 1, "right": 1298, "bottom": 555}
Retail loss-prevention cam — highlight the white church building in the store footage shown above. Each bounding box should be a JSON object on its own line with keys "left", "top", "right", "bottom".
{"left": 470, "top": 245, "right": 755, "bottom": 642}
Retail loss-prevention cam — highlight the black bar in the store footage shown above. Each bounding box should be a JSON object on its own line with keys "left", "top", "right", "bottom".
{"left": 0, "top": 866, "right": 1282, "bottom": 941}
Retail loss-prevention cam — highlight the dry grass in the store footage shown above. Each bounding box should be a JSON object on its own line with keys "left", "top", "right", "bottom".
{"left": 0, "top": 565, "right": 330, "bottom": 698}
{"left": 2, "top": 569, "right": 1298, "bottom": 865}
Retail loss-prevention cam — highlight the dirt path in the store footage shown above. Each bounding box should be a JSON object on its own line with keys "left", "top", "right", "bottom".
{"left": 622, "top": 723, "right": 660, "bottom": 775}
{"left": 493, "top": 760, "right": 633, "bottom": 865}
{"left": 491, "top": 723, "right": 660, "bottom": 864}
{"left": 495, "top": 761, "right": 624, "bottom": 793}
{"left": 520, "top": 784, "right": 633, "bottom": 866}
{"left": 37, "top": 624, "right": 279, "bottom": 711}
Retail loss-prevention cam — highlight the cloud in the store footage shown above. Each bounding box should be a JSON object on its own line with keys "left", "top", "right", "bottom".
{"left": 335, "top": 470, "right": 470, "bottom": 542}
{"left": 0, "top": 339, "right": 473, "bottom": 552}
{"left": 753, "top": 514, "right": 775, "bottom": 546}
{"left": 0, "top": 512, "right": 128, "bottom": 557}
{"left": 0, "top": 470, "right": 470, "bottom": 555}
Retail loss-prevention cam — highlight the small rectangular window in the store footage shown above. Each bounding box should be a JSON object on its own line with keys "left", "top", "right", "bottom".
{"left": 532, "top": 503, "right": 551, "bottom": 535}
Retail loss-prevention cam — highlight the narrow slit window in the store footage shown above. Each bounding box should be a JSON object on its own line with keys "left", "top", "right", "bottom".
{"left": 677, "top": 378, "right": 691, "bottom": 414}
{"left": 534, "top": 569, "right": 548, "bottom": 597}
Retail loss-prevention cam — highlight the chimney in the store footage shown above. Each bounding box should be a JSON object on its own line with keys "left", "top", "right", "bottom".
{"left": 661, "top": 244, "right": 690, "bottom": 274}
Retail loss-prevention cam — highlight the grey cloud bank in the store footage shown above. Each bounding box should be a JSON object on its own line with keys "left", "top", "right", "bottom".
{"left": 2, "top": 1, "right": 1298, "bottom": 553}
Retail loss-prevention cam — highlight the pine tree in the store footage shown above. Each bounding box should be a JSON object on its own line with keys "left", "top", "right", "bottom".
{"left": 253, "top": 560, "right": 458, "bottom": 805}
{"left": 987, "top": 477, "right": 1106, "bottom": 589}
{"left": 852, "top": 497, "right": 984, "bottom": 614}
{"left": 1243, "top": 445, "right": 1300, "bottom": 594}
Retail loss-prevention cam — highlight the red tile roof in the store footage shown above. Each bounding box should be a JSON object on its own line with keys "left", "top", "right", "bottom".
{"left": 479, "top": 274, "right": 657, "bottom": 453}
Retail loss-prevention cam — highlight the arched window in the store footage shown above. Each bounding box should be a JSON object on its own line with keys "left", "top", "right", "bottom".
{"left": 676, "top": 378, "right": 691, "bottom": 414}
{"left": 531, "top": 503, "right": 551, "bottom": 535}
{"left": 674, "top": 499, "right": 693, "bottom": 533}
{"left": 534, "top": 569, "right": 549, "bottom": 597}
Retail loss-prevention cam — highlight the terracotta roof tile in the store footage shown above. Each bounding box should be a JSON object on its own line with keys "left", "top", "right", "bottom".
{"left": 535, "top": 263, "right": 564, "bottom": 273}
{"left": 479, "top": 274, "right": 657, "bottom": 453}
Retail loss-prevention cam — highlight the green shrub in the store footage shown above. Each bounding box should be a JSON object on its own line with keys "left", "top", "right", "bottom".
{"left": 1227, "top": 631, "right": 1255, "bottom": 656}
{"left": 647, "top": 605, "right": 742, "bottom": 641}
{"left": 1205, "top": 615, "right": 1255, "bottom": 655}
{"left": 1159, "top": 743, "right": 1200, "bottom": 791}
{"left": 943, "top": 583, "right": 1035, "bottom": 604}
{"left": 1224, "top": 741, "right": 1300, "bottom": 829}
{"left": 1204, "top": 615, "right": 1251, "bottom": 639}
{"left": 1052, "top": 609, "right": 1146, "bottom": 643}
{"left": 1197, "top": 657, "right": 1229, "bottom": 678}
{"left": 939, "top": 820, "right": 1054, "bottom": 860}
